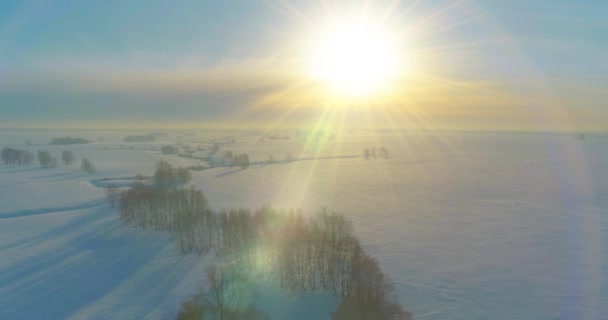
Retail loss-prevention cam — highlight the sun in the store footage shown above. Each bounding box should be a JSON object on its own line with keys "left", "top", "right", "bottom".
{"left": 308, "top": 18, "right": 403, "bottom": 98}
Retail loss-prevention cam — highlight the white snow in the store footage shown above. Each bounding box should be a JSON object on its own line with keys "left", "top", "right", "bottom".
{"left": 1, "top": 129, "right": 607, "bottom": 319}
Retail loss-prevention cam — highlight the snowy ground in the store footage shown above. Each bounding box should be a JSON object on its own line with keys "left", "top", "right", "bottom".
{"left": 1, "top": 129, "right": 607, "bottom": 319}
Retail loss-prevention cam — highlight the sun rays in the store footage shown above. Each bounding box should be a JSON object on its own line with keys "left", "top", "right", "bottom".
{"left": 306, "top": 17, "right": 404, "bottom": 97}
{"left": 240, "top": 0, "right": 522, "bottom": 129}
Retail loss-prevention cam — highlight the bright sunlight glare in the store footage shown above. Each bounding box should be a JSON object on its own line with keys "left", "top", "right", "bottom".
{"left": 308, "top": 19, "right": 403, "bottom": 98}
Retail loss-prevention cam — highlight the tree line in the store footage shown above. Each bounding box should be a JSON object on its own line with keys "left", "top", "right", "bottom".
{"left": 161, "top": 145, "right": 179, "bottom": 154}
{"left": 124, "top": 134, "right": 156, "bottom": 142}
{"left": 50, "top": 136, "right": 92, "bottom": 145}
{"left": 363, "top": 147, "right": 389, "bottom": 159}
{"left": 114, "top": 184, "right": 411, "bottom": 320}
{"left": 1, "top": 147, "right": 95, "bottom": 173}
{"left": 216, "top": 150, "right": 250, "bottom": 169}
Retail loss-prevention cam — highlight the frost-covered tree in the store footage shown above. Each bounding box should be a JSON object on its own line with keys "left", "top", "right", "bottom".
{"left": 62, "top": 150, "right": 75, "bottom": 165}
{"left": 81, "top": 157, "right": 95, "bottom": 173}
{"left": 37, "top": 150, "right": 57, "bottom": 167}
{"left": 37, "top": 150, "right": 51, "bottom": 166}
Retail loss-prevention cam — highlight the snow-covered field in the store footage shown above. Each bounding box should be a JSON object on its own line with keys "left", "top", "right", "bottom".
{"left": 1, "top": 129, "right": 607, "bottom": 319}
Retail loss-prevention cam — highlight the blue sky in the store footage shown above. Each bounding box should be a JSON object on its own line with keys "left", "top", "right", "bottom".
{"left": 0, "top": 0, "right": 607, "bottom": 131}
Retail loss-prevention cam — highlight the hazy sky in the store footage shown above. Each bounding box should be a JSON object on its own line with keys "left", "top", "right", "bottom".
{"left": 1, "top": 0, "right": 607, "bottom": 131}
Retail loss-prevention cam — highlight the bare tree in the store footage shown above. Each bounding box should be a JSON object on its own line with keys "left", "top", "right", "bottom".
{"left": 204, "top": 265, "right": 249, "bottom": 320}
{"left": 105, "top": 185, "right": 120, "bottom": 208}
{"left": 176, "top": 293, "right": 207, "bottom": 320}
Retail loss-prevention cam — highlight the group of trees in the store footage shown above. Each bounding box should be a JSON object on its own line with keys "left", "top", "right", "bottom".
{"left": 272, "top": 209, "right": 411, "bottom": 319}
{"left": 118, "top": 185, "right": 207, "bottom": 233}
{"left": 363, "top": 147, "right": 389, "bottom": 160}
{"left": 118, "top": 185, "right": 257, "bottom": 255}
{"left": 40, "top": 150, "right": 95, "bottom": 173}
{"left": 230, "top": 154, "right": 250, "bottom": 169}
{"left": 154, "top": 161, "right": 192, "bottom": 188}
{"left": 114, "top": 183, "right": 410, "bottom": 320}
{"left": 1, "top": 147, "right": 33, "bottom": 165}
{"left": 274, "top": 210, "right": 355, "bottom": 294}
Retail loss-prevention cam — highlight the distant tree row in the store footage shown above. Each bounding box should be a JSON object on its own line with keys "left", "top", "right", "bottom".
{"left": 124, "top": 134, "right": 156, "bottom": 143}
{"left": 230, "top": 153, "right": 250, "bottom": 169}
{"left": 115, "top": 184, "right": 410, "bottom": 320}
{"left": 50, "top": 136, "right": 92, "bottom": 145}
{"left": 161, "top": 145, "right": 179, "bottom": 154}
{"left": 363, "top": 147, "right": 389, "bottom": 160}
{"left": 266, "top": 152, "right": 295, "bottom": 164}
{"left": 1, "top": 147, "right": 33, "bottom": 165}
{"left": 214, "top": 150, "right": 251, "bottom": 169}
{"left": 1, "top": 147, "right": 95, "bottom": 173}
